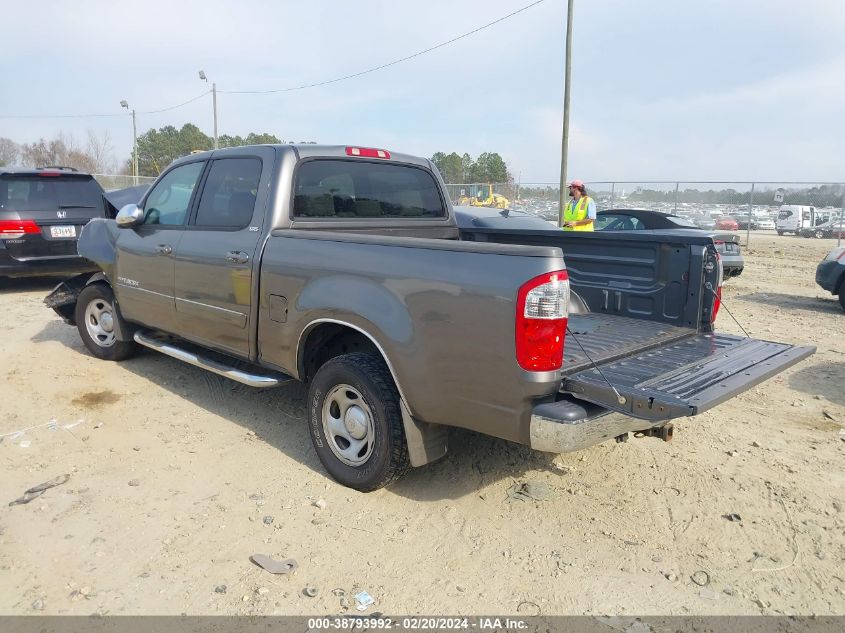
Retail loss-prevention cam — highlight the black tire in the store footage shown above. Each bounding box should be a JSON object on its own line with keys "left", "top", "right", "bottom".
{"left": 815, "top": 230, "right": 824, "bottom": 239}
{"left": 777, "top": 230, "right": 784, "bottom": 236}
{"left": 839, "top": 292, "right": 845, "bottom": 312}
{"left": 307, "top": 352, "right": 410, "bottom": 491}
{"left": 75, "top": 284, "right": 137, "bottom": 361}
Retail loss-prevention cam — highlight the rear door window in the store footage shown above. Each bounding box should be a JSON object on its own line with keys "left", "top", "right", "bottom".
{"left": 193, "top": 158, "right": 261, "bottom": 228}
{"left": 0, "top": 175, "right": 103, "bottom": 214}
{"left": 293, "top": 159, "right": 445, "bottom": 219}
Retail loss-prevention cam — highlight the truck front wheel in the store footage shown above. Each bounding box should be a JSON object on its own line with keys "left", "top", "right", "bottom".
{"left": 75, "top": 284, "right": 137, "bottom": 361}
{"left": 307, "top": 353, "right": 410, "bottom": 491}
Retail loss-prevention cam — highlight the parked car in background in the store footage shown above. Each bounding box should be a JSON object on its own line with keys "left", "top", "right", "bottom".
{"left": 594, "top": 209, "right": 744, "bottom": 277}
{"left": 815, "top": 246, "right": 845, "bottom": 311}
{"left": 735, "top": 217, "right": 760, "bottom": 230}
{"left": 800, "top": 218, "right": 845, "bottom": 239}
{"left": 453, "top": 205, "right": 556, "bottom": 230}
{"left": 756, "top": 217, "right": 776, "bottom": 231}
{"left": 688, "top": 214, "right": 716, "bottom": 230}
{"left": 1, "top": 166, "right": 105, "bottom": 278}
{"left": 716, "top": 216, "right": 739, "bottom": 231}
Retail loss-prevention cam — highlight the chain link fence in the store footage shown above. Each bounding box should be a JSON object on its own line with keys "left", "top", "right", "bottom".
{"left": 92, "top": 174, "right": 156, "bottom": 191}
{"left": 446, "top": 181, "right": 845, "bottom": 245}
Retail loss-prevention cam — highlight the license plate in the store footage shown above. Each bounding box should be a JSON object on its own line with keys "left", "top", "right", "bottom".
{"left": 50, "top": 225, "right": 76, "bottom": 238}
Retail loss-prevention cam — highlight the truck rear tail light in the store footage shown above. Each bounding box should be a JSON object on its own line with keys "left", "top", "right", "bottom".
{"left": 712, "top": 251, "right": 723, "bottom": 323}
{"left": 0, "top": 219, "right": 40, "bottom": 239}
{"left": 515, "top": 270, "right": 569, "bottom": 372}
{"left": 345, "top": 147, "right": 391, "bottom": 159}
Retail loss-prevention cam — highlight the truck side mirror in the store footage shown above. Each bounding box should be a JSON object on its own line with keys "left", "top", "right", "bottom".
{"left": 116, "top": 203, "right": 144, "bottom": 228}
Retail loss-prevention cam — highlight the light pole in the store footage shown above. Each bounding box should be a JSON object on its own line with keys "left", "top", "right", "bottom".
{"left": 198, "top": 70, "right": 218, "bottom": 149}
{"left": 120, "top": 100, "right": 138, "bottom": 185}
{"left": 558, "top": 0, "right": 574, "bottom": 227}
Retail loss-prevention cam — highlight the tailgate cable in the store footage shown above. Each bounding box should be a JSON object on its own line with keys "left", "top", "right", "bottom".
{"left": 566, "top": 326, "right": 627, "bottom": 405}
{"left": 704, "top": 283, "right": 750, "bottom": 338}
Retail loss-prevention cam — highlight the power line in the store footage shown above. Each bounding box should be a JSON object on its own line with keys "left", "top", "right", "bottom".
{"left": 0, "top": 112, "right": 127, "bottom": 120}
{"left": 0, "top": 90, "right": 212, "bottom": 120}
{"left": 0, "top": 0, "right": 545, "bottom": 120}
{"left": 219, "top": 0, "right": 547, "bottom": 94}
{"left": 141, "top": 90, "right": 211, "bottom": 114}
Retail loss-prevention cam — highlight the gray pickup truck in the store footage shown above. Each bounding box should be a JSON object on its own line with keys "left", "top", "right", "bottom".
{"left": 46, "top": 144, "right": 814, "bottom": 491}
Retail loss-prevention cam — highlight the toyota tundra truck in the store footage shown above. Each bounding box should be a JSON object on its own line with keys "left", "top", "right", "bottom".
{"left": 45, "top": 144, "right": 814, "bottom": 491}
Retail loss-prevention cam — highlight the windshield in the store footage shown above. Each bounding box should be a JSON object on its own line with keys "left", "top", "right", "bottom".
{"left": 0, "top": 175, "right": 103, "bottom": 213}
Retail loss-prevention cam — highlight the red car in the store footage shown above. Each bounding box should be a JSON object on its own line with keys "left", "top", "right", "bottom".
{"left": 716, "top": 216, "right": 739, "bottom": 230}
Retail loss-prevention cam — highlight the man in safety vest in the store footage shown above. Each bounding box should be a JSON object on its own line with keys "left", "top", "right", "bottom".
{"left": 562, "top": 179, "right": 596, "bottom": 231}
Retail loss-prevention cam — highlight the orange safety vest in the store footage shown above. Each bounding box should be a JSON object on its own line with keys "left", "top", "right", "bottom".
{"left": 563, "top": 195, "right": 594, "bottom": 231}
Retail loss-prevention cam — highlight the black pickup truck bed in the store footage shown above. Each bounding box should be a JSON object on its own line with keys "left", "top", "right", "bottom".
{"left": 563, "top": 313, "right": 690, "bottom": 374}
{"left": 461, "top": 227, "right": 815, "bottom": 423}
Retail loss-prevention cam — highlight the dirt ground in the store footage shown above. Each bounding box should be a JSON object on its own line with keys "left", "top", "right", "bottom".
{"left": 1, "top": 233, "right": 843, "bottom": 616}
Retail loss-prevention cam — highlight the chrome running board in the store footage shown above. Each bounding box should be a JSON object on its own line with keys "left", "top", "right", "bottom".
{"left": 133, "top": 331, "right": 291, "bottom": 388}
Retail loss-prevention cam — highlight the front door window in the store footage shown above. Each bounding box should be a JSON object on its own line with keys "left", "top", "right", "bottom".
{"left": 142, "top": 162, "right": 205, "bottom": 226}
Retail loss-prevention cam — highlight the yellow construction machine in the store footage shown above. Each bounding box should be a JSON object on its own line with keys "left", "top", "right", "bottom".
{"left": 457, "top": 184, "right": 510, "bottom": 209}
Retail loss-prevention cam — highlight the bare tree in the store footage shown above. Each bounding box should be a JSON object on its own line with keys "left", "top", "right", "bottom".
{"left": 0, "top": 137, "right": 20, "bottom": 167}
{"left": 86, "top": 129, "right": 116, "bottom": 173}
{"left": 20, "top": 132, "right": 97, "bottom": 173}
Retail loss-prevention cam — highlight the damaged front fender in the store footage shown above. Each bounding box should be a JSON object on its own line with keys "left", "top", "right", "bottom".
{"left": 46, "top": 218, "right": 120, "bottom": 323}
{"left": 44, "top": 273, "right": 99, "bottom": 325}
{"left": 76, "top": 218, "right": 120, "bottom": 280}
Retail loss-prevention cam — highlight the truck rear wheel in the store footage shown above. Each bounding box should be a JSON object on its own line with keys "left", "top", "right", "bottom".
{"left": 307, "top": 352, "right": 410, "bottom": 491}
{"left": 75, "top": 284, "right": 137, "bottom": 361}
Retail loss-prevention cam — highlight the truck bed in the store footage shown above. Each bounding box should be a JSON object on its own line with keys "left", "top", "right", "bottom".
{"left": 563, "top": 313, "right": 693, "bottom": 376}
{"left": 561, "top": 320, "right": 814, "bottom": 421}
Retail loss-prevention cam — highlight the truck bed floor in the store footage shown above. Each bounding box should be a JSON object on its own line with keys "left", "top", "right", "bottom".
{"left": 562, "top": 313, "right": 694, "bottom": 376}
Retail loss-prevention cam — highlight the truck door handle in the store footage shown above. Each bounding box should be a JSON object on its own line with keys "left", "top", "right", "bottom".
{"left": 155, "top": 244, "right": 172, "bottom": 255}
{"left": 226, "top": 251, "right": 249, "bottom": 264}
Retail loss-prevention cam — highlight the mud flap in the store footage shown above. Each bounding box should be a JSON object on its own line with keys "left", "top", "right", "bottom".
{"left": 400, "top": 400, "right": 449, "bottom": 467}
{"left": 561, "top": 332, "right": 815, "bottom": 421}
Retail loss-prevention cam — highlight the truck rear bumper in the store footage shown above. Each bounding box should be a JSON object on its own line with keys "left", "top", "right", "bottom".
{"left": 529, "top": 397, "right": 663, "bottom": 453}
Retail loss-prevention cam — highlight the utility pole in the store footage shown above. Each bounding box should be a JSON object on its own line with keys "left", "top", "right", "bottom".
{"left": 558, "top": 0, "right": 575, "bottom": 227}
{"left": 198, "top": 70, "right": 219, "bottom": 149}
{"left": 120, "top": 100, "right": 138, "bottom": 185}
{"left": 212, "top": 82, "right": 218, "bottom": 149}
{"left": 131, "top": 109, "right": 138, "bottom": 184}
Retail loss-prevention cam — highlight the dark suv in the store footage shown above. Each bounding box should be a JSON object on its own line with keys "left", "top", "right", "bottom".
{"left": 0, "top": 166, "right": 105, "bottom": 277}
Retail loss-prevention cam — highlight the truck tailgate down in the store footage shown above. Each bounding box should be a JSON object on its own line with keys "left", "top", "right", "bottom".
{"left": 561, "top": 315, "right": 815, "bottom": 421}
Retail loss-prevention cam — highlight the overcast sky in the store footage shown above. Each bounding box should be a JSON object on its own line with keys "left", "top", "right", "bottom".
{"left": 1, "top": 0, "right": 844, "bottom": 183}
